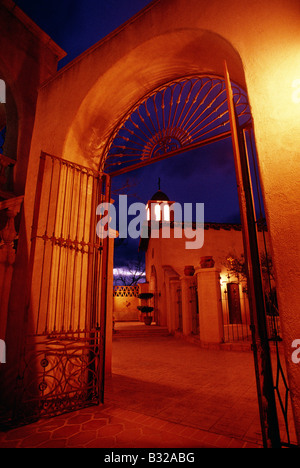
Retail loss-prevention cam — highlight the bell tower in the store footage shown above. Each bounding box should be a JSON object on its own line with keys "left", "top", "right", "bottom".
{"left": 146, "top": 178, "right": 175, "bottom": 223}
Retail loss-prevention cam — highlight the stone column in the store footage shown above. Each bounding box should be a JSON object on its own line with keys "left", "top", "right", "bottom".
{"left": 169, "top": 278, "right": 181, "bottom": 332}
{"left": 195, "top": 266, "right": 224, "bottom": 344}
{"left": 180, "top": 275, "right": 194, "bottom": 335}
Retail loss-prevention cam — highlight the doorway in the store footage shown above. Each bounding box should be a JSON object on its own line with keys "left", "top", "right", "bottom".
{"left": 101, "top": 72, "right": 294, "bottom": 448}
{"left": 15, "top": 72, "right": 293, "bottom": 447}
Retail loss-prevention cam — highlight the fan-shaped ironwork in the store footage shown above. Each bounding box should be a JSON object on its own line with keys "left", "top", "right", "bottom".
{"left": 102, "top": 76, "right": 251, "bottom": 175}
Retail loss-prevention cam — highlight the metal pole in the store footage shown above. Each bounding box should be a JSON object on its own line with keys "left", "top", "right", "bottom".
{"left": 99, "top": 173, "right": 111, "bottom": 403}
{"left": 224, "top": 61, "right": 281, "bottom": 448}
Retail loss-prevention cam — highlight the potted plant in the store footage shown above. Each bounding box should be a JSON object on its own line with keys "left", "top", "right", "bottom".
{"left": 184, "top": 265, "right": 195, "bottom": 276}
{"left": 137, "top": 305, "right": 154, "bottom": 325}
{"left": 200, "top": 256, "right": 215, "bottom": 268}
{"left": 137, "top": 292, "right": 154, "bottom": 325}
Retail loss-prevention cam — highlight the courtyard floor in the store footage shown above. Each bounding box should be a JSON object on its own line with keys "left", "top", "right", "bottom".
{"left": 0, "top": 322, "right": 297, "bottom": 448}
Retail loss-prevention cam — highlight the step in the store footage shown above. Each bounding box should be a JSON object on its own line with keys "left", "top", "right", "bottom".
{"left": 113, "top": 323, "right": 170, "bottom": 338}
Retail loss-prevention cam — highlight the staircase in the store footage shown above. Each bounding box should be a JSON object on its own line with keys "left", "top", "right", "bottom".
{"left": 113, "top": 321, "right": 170, "bottom": 338}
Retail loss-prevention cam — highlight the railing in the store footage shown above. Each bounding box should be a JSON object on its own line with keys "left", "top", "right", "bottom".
{"left": 221, "top": 281, "right": 282, "bottom": 344}
{"left": 221, "top": 282, "right": 252, "bottom": 342}
{"left": 113, "top": 285, "right": 140, "bottom": 297}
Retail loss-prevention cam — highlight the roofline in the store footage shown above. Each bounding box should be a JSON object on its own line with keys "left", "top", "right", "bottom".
{"left": 2, "top": 0, "right": 67, "bottom": 60}
{"left": 138, "top": 220, "right": 268, "bottom": 251}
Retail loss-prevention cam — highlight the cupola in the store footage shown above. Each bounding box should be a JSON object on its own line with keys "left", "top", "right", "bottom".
{"left": 146, "top": 179, "right": 174, "bottom": 223}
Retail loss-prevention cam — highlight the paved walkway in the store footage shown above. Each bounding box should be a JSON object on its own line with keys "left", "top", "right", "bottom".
{"left": 0, "top": 322, "right": 297, "bottom": 448}
{"left": 0, "top": 402, "right": 261, "bottom": 448}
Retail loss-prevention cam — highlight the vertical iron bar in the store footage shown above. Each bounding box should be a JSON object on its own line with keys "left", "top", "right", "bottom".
{"left": 246, "top": 127, "right": 293, "bottom": 446}
{"left": 89, "top": 175, "right": 99, "bottom": 330}
{"left": 224, "top": 61, "right": 281, "bottom": 448}
{"left": 85, "top": 172, "right": 93, "bottom": 330}
{"left": 53, "top": 161, "right": 68, "bottom": 333}
{"left": 99, "top": 173, "right": 111, "bottom": 403}
{"left": 62, "top": 161, "right": 76, "bottom": 332}
{"left": 82, "top": 171, "right": 90, "bottom": 332}
{"left": 70, "top": 168, "right": 82, "bottom": 332}
{"left": 97, "top": 176, "right": 106, "bottom": 328}
{"left": 36, "top": 155, "right": 55, "bottom": 334}
{"left": 87, "top": 171, "right": 100, "bottom": 400}
{"left": 86, "top": 173, "right": 98, "bottom": 332}
{"left": 45, "top": 157, "right": 62, "bottom": 334}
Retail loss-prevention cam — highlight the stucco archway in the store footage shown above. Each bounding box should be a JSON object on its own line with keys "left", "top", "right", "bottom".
{"left": 3, "top": 0, "right": 299, "bottom": 444}
{"left": 62, "top": 28, "right": 247, "bottom": 171}
{"left": 60, "top": 28, "right": 289, "bottom": 447}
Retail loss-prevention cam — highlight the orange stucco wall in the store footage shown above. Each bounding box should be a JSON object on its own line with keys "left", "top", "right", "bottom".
{"left": 145, "top": 225, "right": 268, "bottom": 326}
{"left": 146, "top": 225, "right": 268, "bottom": 280}
{"left": 4, "top": 0, "right": 300, "bottom": 440}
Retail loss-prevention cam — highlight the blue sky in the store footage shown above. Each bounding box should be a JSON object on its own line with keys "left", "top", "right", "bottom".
{"left": 13, "top": 1, "right": 253, "bottom": 273}
{"left": 14, "top": 0, "right": 241, "bottom": 223}
{"left": 15, "top": 0, "right": 153, "bottom": 68}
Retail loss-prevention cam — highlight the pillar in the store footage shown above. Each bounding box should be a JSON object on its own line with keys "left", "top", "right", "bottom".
{"left": 195, "top": 266, "right": 224, "bottom": 344}
{"left": 180, "top": 275, "right": 194, "bottom": 335}
{"left": 169, "top": 278, "right": 181, "bottom": 332}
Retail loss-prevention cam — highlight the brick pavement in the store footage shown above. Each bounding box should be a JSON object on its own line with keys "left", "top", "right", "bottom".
{"left": 0, "top": 324, "right": 296, "bottom": 448}
{"left": 108, "top": 323, "right": 297, "bottom": 447}
{"left": 0, "top": 402, "right": 261, "bottom": 448}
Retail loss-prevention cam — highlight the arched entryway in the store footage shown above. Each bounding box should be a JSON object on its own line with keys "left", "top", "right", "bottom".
{"left": 101, "top": 70, "right": 287, "bottom": 448}
{"left": 14, "top": 74, "right": 284, "bottom": 448}
{"left": 4, "top": 9, "right": 298, "bottom": 446}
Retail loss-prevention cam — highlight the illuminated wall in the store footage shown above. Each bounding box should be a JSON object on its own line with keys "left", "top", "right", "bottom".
{"left": 3, "top": 0, "right": 300, "bottom": 439}
{"left": 144, "top": 224, "right": 269, "bottom": 328}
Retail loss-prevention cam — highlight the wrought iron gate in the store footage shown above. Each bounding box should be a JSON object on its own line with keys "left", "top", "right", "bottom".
{"left": 227, "top": 283, "right": 242, "bottom": 324}
{"left": 14, "top": 152, "right": 110, "bottom": 423}
{"left": 224, "top": 62, "right": 296, "bottom": 448}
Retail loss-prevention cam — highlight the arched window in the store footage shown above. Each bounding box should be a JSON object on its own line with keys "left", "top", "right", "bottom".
{"left": 154, "top": 203, "right": 161, "bottom": 221}
{"left": 103, "top": 76, "right": 251, "bottom": 175}
{"left": 163, "top": 204, "right": 170, "bottom": 222}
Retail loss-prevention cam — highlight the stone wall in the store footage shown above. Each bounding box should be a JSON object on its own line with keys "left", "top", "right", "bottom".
{"left": 113, "top": 285, "right": 140, "bottom": 322}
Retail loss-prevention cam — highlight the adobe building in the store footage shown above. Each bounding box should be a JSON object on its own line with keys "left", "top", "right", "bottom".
{"left": 138, "top": 187, "right": 274, "bottom": 343}
{"left": 0, "top": 0, "right": 299, "bottom": 448}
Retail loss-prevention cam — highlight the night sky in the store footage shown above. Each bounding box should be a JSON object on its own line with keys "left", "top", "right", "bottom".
{"left": 111, "top": 137, "right": 242, "bottom": 272}
{"left": 14, "top": 1, "right": 250, "bottom": 276}
{"left": 14, "top": 0, "right": 154, "bottom": 68}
